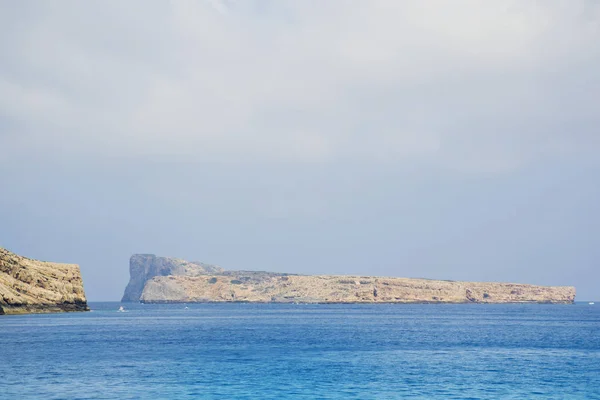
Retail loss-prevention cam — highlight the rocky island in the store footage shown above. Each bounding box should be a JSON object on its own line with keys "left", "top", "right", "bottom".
{"left": 0, "top": 247, "right": 89, "bottom": 315}
{"left": 123, "top": 254, "right": 576, "bottom": 304}
{"left": 122, "top": 254, "right": 225, "bottom": 302}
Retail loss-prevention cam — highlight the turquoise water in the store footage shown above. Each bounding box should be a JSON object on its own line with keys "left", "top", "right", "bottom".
{"left": 1, "top": 302, "right": 599, "bottom": 399}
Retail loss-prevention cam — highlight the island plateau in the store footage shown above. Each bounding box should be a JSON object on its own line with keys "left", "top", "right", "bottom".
{"left": 122, "top": 254, "right": 576, "bottom": 304}
{"left": 0, "top": 247, "right": 89, "bottom": 315}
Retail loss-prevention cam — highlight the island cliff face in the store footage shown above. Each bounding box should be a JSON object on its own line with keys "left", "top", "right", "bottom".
{"left": 124, "top": 254, "right": 576, "bottom": 304}
{"left": 121, "top": 254, "right": 224, "bottom": 302}
{"left": 0, "top": 247, "right": 89, "bottom": 315}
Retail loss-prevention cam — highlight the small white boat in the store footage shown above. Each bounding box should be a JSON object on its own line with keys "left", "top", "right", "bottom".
{"left": 118, "top": 306, "right": 126, "bottom": 312}
{"left": 184, "top": 306, "right": 189, "bottom": 310}
{"left": 590, "top": 302, "right": 595, "bottom": 305}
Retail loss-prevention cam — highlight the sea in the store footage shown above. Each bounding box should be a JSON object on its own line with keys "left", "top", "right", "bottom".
{"left": 1, "top": 302, "right": 599, "bottom": 399}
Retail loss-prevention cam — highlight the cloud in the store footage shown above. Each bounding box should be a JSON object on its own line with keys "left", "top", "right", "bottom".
{"left": 0, "top": 0, "right": 599, "bottom": 170}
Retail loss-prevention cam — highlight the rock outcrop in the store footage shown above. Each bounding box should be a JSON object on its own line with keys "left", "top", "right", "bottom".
{"left": 124, "top": 254, "right": 576, "bottom": 304}
{"left": 0, "top": 247, "right": 89, "bottom": 315}
{"left": 121, "top": 254, "right": 223, "bottom": 302}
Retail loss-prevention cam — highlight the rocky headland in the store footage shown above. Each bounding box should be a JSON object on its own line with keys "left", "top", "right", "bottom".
{"left": 123, "top": 254, "right": 576, "bottom": 304}
{"left": 121, "top": 254, "right": 224, "bottom": 302}
{"left": 0, "top": 247, "right": 89, "bottom": 315}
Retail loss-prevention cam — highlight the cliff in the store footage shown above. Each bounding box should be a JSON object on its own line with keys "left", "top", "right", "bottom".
{"left": 124, "top": 254, "right": 576, "bottom": 304}
{"left": 0, "top": 247, "right": 89, "bottom": 315}
{"left": 121, "top": 254, "right": 224, "bottom": 302}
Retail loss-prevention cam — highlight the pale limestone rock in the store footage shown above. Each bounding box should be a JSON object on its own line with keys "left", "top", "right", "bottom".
{"left": 125, "top": 254, "right": 576, "bottom": 304}
{"left": 0, "top": 247, "right": 88, "bottom": 315}
{"left": 121, "top": 254, "right": 223, "bottom": 302}
{"left": 140, "top": 273, "right": 575, "bottom": 304}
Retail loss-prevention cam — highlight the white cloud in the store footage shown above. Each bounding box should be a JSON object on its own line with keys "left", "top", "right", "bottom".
{"left": 0, "top": 0, "right": 599, "bottom": 170}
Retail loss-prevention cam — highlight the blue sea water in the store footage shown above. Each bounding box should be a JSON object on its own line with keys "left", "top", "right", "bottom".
{"left": 1, "top": 302, "right": 599, "bottom": 399}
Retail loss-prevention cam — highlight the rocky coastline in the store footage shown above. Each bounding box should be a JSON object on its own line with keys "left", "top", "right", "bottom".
{"left": 0, "top": 247, "right": 89, "bottom": 315}
{"left": 123, "top": 254, "right": 576, "bottom": 304}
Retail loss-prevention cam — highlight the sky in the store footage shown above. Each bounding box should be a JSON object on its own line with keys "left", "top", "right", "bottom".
{"left": 0, "top": 0, "right": 599, "bottom": 301}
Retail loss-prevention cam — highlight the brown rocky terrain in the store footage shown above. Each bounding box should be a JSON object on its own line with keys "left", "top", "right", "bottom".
{"left": 125, "top": 254, "right": 576, "bottom": 304}
{"left": 0, "top": 247, "right": 89, "bottom": 315}
{"left": 122, "top": 254, "right": 224, "bottom": 302}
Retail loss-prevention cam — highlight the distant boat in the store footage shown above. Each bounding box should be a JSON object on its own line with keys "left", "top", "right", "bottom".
{"left": 590, "top": 302, "right": 595, "bottom": 305}
{"left": 184, "top": 306, "right": 189, "bottom": 310}
{"left": 118, "top": 306, "right": 126, "bottom": 312}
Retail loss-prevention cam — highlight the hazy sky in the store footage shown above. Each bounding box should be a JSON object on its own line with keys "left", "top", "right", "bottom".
{"left": 1, "top": 1, "right": 599, "bottom": 301}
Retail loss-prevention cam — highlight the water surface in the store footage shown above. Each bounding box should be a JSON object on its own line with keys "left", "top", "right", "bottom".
{"left": 1, "top": 302, "right": 599, "bottom": 399}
